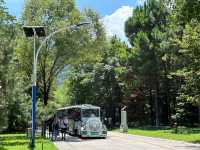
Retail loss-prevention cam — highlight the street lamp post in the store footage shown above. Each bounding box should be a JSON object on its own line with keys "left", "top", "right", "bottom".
{"left": 23, "top": 22, "right": 90, "bottom": 148}
{"left": 23, "top": 26, "right": 46, "bottom": 148}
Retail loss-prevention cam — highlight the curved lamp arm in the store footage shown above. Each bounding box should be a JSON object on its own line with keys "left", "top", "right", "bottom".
{"left": 35, "top": 22, "right": 90, "bottom": 65}
{"left": 33, "top": 22, "right": 90, "bottom": 85}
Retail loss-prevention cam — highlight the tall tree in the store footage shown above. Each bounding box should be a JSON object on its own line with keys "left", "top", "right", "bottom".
{"left": 173, "top": 21, "right": 200, "bottom": 125}
{"left": 163, "top": 0, "right": 200, "bottom": 126}
{"left": 0, "top": 0, "right": 16, "bottom": 131}
{"left": 125, "top": 0, "right": 170, "bottom": 126}
{"left": 67, "top": 37, "right": 128, "bottom": 123}
{"left": 15, "top": 0, "right": 105, "bottom": 105}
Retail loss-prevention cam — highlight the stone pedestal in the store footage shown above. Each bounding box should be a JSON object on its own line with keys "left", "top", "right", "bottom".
{"left": 120, "top": 110, "right": 128, "bottom": 133}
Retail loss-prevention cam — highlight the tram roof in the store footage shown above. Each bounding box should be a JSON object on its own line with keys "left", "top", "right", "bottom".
{"left": 57, "top": 104, "right": 100, "bottom": 111}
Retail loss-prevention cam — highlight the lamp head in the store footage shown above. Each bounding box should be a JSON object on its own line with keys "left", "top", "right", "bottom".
{"left": 23, "top": 26, "right": 46, "bottom": 37}
{"left": 76, "top": 22, "right": 90, "bottom": 27}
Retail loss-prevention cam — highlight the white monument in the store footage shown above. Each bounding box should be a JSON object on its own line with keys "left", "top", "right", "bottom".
{"left": 120, "top": 106, "right": 128, "bottom": 133}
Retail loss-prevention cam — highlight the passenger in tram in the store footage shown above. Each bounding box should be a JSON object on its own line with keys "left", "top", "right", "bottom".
{"left": 91, "top": 113, "right": 95, "bottom": 117}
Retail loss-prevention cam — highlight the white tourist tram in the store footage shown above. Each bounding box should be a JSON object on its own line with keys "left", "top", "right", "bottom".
{"left": 56, "top": 104, "right": 107, "bottom": 138}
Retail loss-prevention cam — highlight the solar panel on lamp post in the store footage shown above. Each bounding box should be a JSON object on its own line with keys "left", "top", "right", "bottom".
{"left": 23, "top": 22, "right": 90, "bottom": 148}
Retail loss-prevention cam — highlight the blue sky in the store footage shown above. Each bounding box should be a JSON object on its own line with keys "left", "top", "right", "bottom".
{"left": 4, "top": 0, "right": 141, "bottom": 17}
{"left": 4, "top": 0, "right": 145, "bottom": 42}
{"left": 76, "top": 0, "right": 138, "bottom": 16}
{"left": 4, "top": 0, "right": 24, "bottom": 17}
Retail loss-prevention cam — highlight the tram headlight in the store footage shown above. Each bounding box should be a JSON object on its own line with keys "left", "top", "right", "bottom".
{"left": 81, "top": 125, "right": 86, "bottom": 131}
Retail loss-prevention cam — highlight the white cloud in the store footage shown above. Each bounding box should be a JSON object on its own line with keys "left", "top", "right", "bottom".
{"left": 137, "top": 0, "right": 147, "bottom": 5}
{"left": 102, "top": 6, "right": 133, "bottom": 43}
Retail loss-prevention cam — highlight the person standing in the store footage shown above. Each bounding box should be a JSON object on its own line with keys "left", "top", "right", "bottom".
{"left": 46, "top": 116, "right": 54, "bottom": 139}
{"left": 108, "top": 117, "right": 112, "bottom": 129}
{"left": 52, "top": 117, "right": 59, "bottom": 141}
{"left": 60, "top": 117, "right": 68, "bottom": 140}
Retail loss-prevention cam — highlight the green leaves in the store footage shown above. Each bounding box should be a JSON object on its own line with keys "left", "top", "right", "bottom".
{"left": 174, "top": 22, "right": 200, "bottom": 105}
{"left": 0, "top": 0, "right": 17, "bottom": 131}
{"left": 15, "top": 0, "right": 106, "bottom": 106}
{"left": 1, "top": 0, "right": 200, "bottom": 130}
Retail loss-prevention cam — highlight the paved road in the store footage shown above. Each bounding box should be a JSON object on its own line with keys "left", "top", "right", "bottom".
{"left": 54, "top": 132, "right": 200, "bottom": 150}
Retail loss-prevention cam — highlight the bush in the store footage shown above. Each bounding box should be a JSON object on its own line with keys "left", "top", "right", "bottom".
{"left": 171, "top": 126, "right": 200, "bottom": 134}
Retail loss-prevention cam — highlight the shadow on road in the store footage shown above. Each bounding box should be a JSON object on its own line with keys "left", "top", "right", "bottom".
{"left": 54, "top": 135, "right": 107, "bottom": 143}
{"left": 53, "top": 135, "right": 82, "bottom": 143}
{"left": 65, "top": 136, "right": 82, "bottom": 142}
{"left": 176, "top": 145, "right": 200, "bottom": 150}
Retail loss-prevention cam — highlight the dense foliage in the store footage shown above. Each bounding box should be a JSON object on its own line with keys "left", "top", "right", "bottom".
{"left": 125, "top": 0, "right": 200, "bottom": 126}
{"left": 0, "top": 0, "right": 199, "bottom": 132}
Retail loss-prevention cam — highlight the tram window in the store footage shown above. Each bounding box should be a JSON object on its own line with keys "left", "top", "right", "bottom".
{"left": 73, "top": 109, "right": 81, "bottom": 121}
{"left": 57, "top": 110, "right": 63, "bottom": 118}
{"left": 67, "top": 108, "right": 81, "bottom": 120}
{"left": 67, "top": 109, "right": 73, "bottom": 119}
{"left": 63, "top": 110, "right": 68, "bottom": 116}
{"left": 82, "top": 109, "right": 99, "bottom": 117}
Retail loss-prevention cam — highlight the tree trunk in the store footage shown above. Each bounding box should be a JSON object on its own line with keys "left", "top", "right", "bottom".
{"left": 199, "top": 105, "right": 200, "bottom": 127}
{"left": 155, "top": 79, "right": 160, "bottom": 127}
{"left": 43, "top": 91, "right": 48, "bottom": 106}
{"left": 149, "top": 88, "right": 154, "bottom": 125}
{"left": 155, "top": 89, "right": 159, "bottom": 127}
{"left": 41, "top": 121, "right": 46, "bottom": 137}
{"left": 163, "top": 77, "right": 170, "bottom": 125}
{"left": 164, "top": 61, "right": 170, "bottom": 125}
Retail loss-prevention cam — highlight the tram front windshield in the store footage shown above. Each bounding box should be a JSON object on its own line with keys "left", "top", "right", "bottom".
{"left": 82, "top": 109, "right": 99, "bottom": 118}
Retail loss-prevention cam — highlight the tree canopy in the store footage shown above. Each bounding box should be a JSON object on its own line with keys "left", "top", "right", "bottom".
{"left": 0, "top": 0, "right": 200, "bottom": 131}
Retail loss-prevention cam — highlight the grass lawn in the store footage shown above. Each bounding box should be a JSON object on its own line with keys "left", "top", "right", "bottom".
{"left": 124, "top": 127, "right": 200, "bottom": 143}
{"left": 0, "top": 134, "right": 57, "bottom": 150}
